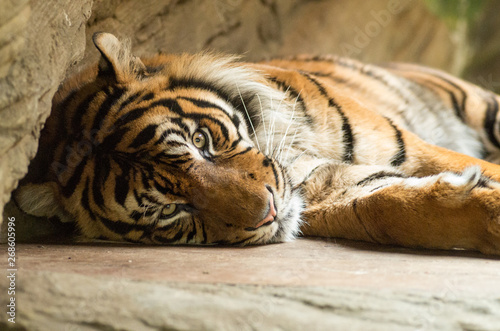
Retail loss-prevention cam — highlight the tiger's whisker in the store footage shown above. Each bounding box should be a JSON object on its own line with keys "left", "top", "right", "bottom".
{"left": 237, "top": 85, "right": 261, "bottom": 151}
{"left": 283, "top": 128, "right": 298, "bottom": 164}
{"left": 268, "top": 86, "right": 290, "bottom": 158}
{"left": 267, "top": 110, "right": 276, "bottom": 156}
{"left": 278, "top": 118, "right": 296, "bottom": 163}
{"left": 257, "top": 94, "right": 268, "bottom": 151}
{"left": 277, "top": 90, "right": 301, "bottom": 163}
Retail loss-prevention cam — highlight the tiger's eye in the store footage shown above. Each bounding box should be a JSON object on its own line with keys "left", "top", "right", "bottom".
{"left": 192, "top": 131, "right": 206, "bottom": 149}
{"left": 161, "top": 204, "right": 177, "bottom": 217}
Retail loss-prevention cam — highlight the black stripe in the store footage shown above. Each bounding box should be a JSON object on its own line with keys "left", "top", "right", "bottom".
{"left": 133, "top": 190, "right": 143, "bottom": 207}
{"left": 92, "top": 161, "right": 106, "bottom": 208}
{"left": 169, "top": 78, "right": 258, "bottom": 132}
{"left": 185, "top": 216, "right": 197, "bottom": 243}
{"left": 201, "top": 220, "right": 208, "bottom": 244}
{"left": 98, "top": 127, "right": 130, "bottom": 152}
{"left": 155, "top": 219, "right": 180, "bottom": 232}
{"left": 178, "top": 97, "right": 225, "bottom": 112}
{"left": 484, "top": 95, "right": 500, "bottom": 149}
{"left": 72, "top": 91, "right": 99, "bottom": 136}
{"left": 178, "top": 96, "right": 246, "bottom": 135}
{"left": 141, "top": 92, "right": 155, "bottom": 101}
{"left": 90, "top": 87, "right": 125, "bottom": 134}
{"left": 154, "top": 129, "right": 187, "bottom": 145}
{"left": 99, "top": 216, "right": 145, "bottom": 235}
{"left": 116, "top": 107, "right": 149, "bottom": 128}
{"left": 168, "top": 78, "right": 232, "bottom": 104}
{"left": 386, "top": 118, "right": 406, "bottom": 166}
{"left": 151, "top": 98, "right": 230, "bottom": 141}
{"left": 356, "top": 171, "right": 406, "bottom": 186}
{"left": 81, "top": 178, "right": 96, "bottom": 220}
{"left": 154, "top": 181, "right": 172, "bottom": 195}
{"left": 269, "top": 161, "right": 281, "bottom": 190}
{"left": 302, "top": 73, "right": 354, "bottom": 163}
{"left": 426, "top": 72, "right": 467, "bottom": 121}
{"left": 154, "top": 229, "right": 184, "bottom": 244}
{"left": 154, "top": 151, "right": 190, "bottom": 160}
{"left": 303, "top": 70, "right": 334, "bottom": 77}
{"left": 169, "top": 158, "right": 191, "bottom": 165}
{"left": 139, "top": 169, "right": 151, "bottom": 191}
{"left": 144, "top": 209, "right": 157, "bottom": 217}
{"left": 129, "top": 124, "right": 158, "bottom": 149}
{"left": 118, "top": 91, "right": 142, "bottom": 113}
{"left": 267, "top": 76, "right": 314, "bottom": 125}
{"left": 231, "top": 114, "right": 241, "bottom": 130}
{"left": 178, "top": 96, "right": 244, "bottom": 137}
{"left": 145, "top": 65, "right": 164, "bottom": 75}
{"left": 141, "top": 192, "right": 163, "bottom": 206}
{"left": 475, "top": 177, "right": 492, "bottom": 189}
{"left": 277, "top": 55, "right": 331, "bottom": 63}
{"left": 114, "top": 175, "right": 129, "bottom": 207}
{"left": 156, "top": 171, "right": 176, "bottom": 189}
{"left": 230, "top": 137, "right": 243, "bottom": 149}
{"left": 170, "top": 117, "right": 191, "bottom": 135}
{"left": 61, "top": 156, "right": 88, "bottom": 197}
{"left": 130, "top": 210, "right": 142, "bottom": 222}
{"left": 420, "top": 79, "right": 465, "bottom": 121}
{"left": 226, "top": 146, "right": 252, "bottom": 159}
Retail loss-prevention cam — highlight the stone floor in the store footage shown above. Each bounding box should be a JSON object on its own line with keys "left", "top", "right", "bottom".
{"left": 1, "top": 237, "right": 500, "bottom": 330}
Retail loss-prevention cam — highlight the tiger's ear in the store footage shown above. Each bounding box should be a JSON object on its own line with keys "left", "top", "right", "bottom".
{"left": 92, "top": 32, "right": 146, "bottom": 83}
{"left": 14, "top": 182, "right": 73, "bottom": 223}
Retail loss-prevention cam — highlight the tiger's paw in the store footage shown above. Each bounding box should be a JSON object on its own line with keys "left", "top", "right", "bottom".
{"left": 404, "top": 166, "right": 480, "bottom": 189}
{"left": 389, "top": 167, "right": 500, "bottom": 255}
{"left": 434, "top": 167, "right": 500, "bottom": 255}
{"left": 403, "top": 166, "right": 498, "bottom": 208}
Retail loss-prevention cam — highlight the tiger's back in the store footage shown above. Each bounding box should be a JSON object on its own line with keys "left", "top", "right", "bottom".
{"left": 258, "top": 55, "right": 493, "bottom": 160}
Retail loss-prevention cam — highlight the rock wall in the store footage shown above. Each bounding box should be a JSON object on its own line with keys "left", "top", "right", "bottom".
{"left": 2, "top": 0, "right": 500, "bottom": 229}
{"left": 0, "top": 0, "right": 92, "bottom": 226}
{"left": 79, "top": 0, "right": 457, "bottom": 71}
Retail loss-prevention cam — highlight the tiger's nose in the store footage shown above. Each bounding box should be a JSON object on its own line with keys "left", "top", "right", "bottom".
{"left": 254, "top": 192, "right": 277, "bottom": 228}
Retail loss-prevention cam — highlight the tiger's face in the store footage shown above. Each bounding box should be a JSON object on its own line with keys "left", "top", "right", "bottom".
{"left": 79, "top": 85, "right": 302, "bottom": 245}
{"left": 16, "top": 33, "right": 303, "bottom": 245}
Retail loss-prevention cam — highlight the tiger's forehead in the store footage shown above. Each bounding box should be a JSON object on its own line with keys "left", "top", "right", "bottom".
{"left": 122, "top": 78, "right": 238, "bottom": 117}
{"left": 119, "top": 88, "right": 243, "bottom": 135}
{"left": 160, "top": 88, "right": 237, "bottom": 117}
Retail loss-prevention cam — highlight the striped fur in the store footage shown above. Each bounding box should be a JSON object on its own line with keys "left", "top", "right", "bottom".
{"left": 15, "top": 33, "right": 500, "bottom": 254}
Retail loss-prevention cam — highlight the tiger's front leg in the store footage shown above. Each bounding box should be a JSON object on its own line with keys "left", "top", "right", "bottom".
{"left": 300, "top": 163, "right": 500, "bottom": 255}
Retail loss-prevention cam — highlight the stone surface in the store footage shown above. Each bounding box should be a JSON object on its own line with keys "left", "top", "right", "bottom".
{"left": 1, "top": 239, "right": 500, "bottom": 330}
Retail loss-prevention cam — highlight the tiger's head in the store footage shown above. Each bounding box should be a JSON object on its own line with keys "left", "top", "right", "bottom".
{"left": 15, "top": 32, "right": 304, "bottom": 245}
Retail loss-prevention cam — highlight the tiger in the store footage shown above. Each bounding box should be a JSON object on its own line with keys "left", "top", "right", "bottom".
{"left": 13, "top": 32, "right": 500, "bottom": 255}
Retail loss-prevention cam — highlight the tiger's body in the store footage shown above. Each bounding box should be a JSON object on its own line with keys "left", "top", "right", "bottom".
{"left": 15, "top": 33, "right": 500, "bottom": 254}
